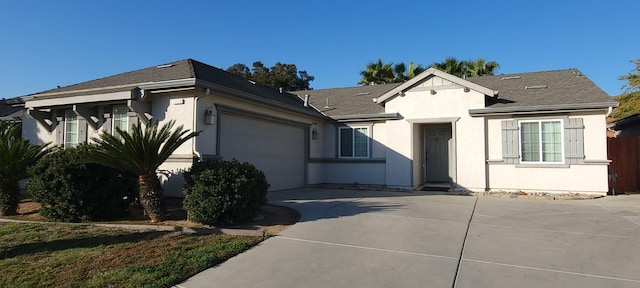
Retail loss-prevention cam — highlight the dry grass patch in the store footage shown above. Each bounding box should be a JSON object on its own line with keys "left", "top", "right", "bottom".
{"left": 0, "top": 222, "right": 262, "bottom": 288}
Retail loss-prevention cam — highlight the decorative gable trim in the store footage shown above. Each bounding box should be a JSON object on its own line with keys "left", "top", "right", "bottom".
{"left": 376, "top": 68, "right": 496, "bottom": 104}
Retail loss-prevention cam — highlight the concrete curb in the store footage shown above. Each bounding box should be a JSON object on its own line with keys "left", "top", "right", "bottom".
{"left": 0, "top": 218, "right": 267, "bottom": 237}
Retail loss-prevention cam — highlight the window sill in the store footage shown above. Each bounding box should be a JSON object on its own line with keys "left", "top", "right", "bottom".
{"left": 515, "top": 163, "right": 570, "bottom": 168}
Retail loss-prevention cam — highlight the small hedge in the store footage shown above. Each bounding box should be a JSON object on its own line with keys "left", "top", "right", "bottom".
{"left": 183, "top": 160, "right": 269, "bottom": 225}
{"left": 27, "top": 145, "right": 137, "bottom": 222}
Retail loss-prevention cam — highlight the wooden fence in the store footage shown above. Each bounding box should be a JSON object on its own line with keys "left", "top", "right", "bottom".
{"left": 607, "top": 137, "right": 640, "bottom": 193}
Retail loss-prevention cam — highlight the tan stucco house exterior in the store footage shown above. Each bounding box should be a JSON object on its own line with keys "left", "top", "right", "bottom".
{"left": 17, "top": 59, "right": 617, "bottom": 196}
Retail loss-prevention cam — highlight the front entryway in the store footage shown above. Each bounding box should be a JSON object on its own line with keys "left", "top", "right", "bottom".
{"left": 424, "top": 124, "right": 452, "bottom": 184}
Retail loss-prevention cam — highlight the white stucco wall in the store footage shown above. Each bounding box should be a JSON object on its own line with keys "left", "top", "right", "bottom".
{"left": 485, "top": 111, "right": 610, "bottom": 194}
{"left": 383, "top": 83, "right": 487, "bottom": 190}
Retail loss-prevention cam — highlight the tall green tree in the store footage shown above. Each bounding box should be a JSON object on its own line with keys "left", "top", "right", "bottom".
{"left": 358, "top": 59, "right": 426, "bottom": 85}
{"left": 619, "top": 59, "right": 640, "bottom": 92}
{"left": 465, "top": 57, "right": 500, "bottom": 77}
{"left": 431, "top": 57, "right": 466, "bottom": 77}
{"left": 0, "top": 120, "right": 49, "bottom": 216}
{"left": 226, "top": 61, "right": 315, "bottom": 91}
{"left": 431, "top": 57, "right": 500, "bottom": 77}
{"left": 611, "top": 59, "right": 640, "bottom": 122}
{"left": 85, "top": 120, "right": 199, "bottom": 222}
{"left": 358, "top": 59, "right": 395, "bottom": 85}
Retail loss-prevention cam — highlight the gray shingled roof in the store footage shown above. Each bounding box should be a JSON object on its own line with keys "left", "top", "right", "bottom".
{"left": 467, "top": 69, "right": 615, "bottom": 108}
{"left": 29, "top": 59, "right": 323, "bottom": 118}
{"left": 0, "top": 98, "right": 23, "bottom": 120}
{"left": 290, "top": 83, "right": 401, "bottom": 117}
{"left": 292, "top": 69, "right": 615, "bottom": 117}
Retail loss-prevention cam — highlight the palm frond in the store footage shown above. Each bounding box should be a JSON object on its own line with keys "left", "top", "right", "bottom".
{"left": 85, "top": 120, "right": 199, "bottom": 175}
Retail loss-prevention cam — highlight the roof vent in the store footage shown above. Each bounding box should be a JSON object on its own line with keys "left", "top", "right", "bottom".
{"left": 248, "top": 80, "right": 256, "bottom": 85}
{"left": 156, "top": 64, "right": 174, "bottom": 68}
{"left": 355, "top": 92, "right": 370, "bottom": 96}
{"left": 501, "top": 76, "right": 521, "bottom": 80}
{"left": 324, "top": 98, "right": 330, "bottom": 109}
{"left": 525, "top": 85, "right": 548, "bottom": 89}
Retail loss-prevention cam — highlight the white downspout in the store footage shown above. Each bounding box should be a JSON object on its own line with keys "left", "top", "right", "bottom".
{"left": 192, "top": 88, "right": 211, "bottom": 160}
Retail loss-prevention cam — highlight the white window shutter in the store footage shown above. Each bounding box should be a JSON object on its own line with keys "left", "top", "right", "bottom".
{"left": 501, "top": 120, "right": 520, "bottom": 164}
{"left": 78, "top": 117, "right": 87, "bottom": 144}
{"left": 564, "top": 118, "right": 584, "bottom": 164}
{"left": 128, "top": 111, "right": 138, "bottom": 132}
{"left": 55, "top": 111, "right": 64, "bottom": 146}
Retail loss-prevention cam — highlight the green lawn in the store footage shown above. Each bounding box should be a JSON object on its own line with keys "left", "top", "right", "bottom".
{"left": 0, "top": 222, "right": 262, "bottom": 288}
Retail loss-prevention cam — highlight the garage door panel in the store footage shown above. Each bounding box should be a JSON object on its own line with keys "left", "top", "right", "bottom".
{"left": 220, "top": 113, "right": 305, "bottom": 191}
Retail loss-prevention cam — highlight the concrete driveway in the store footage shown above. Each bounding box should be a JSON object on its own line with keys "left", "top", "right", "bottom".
{"left": 177, "top": 188, "right": 640, "bottom": 288}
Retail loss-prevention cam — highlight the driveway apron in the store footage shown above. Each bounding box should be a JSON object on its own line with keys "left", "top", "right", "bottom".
{"left": 177, "top": 190, "right": 640, "bottom": 288}
{"left": 177, "top": 188, "right": 476, "bottom": 288}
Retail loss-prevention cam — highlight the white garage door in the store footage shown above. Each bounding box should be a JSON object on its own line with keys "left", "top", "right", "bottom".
{"left": 219, "top": 113, "right": 306, "bottom": 191}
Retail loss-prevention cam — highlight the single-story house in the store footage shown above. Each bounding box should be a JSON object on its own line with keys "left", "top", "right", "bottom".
{"left": 0, "top": 98, "right": 24, "bottom": 121}
{"left": 18, "top": 59, "right": 617, "bottom": 196}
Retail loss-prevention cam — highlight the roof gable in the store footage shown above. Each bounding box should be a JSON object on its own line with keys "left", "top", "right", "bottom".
{"left": 376, "top": 68, "right": 496, "bottom": 103}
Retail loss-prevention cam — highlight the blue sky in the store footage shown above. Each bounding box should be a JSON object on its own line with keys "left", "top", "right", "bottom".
{"left": 1, "top": 0, "right": 637, "bottom": 98}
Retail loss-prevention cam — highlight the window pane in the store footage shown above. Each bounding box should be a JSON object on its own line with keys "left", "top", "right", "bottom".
{"left": 520, "top": 122, "right": 539, "bottom": 162}
{"left": 339, "top": 128, "right": 353, "bottom": 157}
{"left": 541, "top": 121, "right": 562, "bottom": 162}
{"left": 65, "top": 111, "right": 78, "bottom": 148}
{"left": 354, "top": 128, "right": 368, "bottom": 157}
{"left": 113, "top": 107, "right": 129, "bottom": 141}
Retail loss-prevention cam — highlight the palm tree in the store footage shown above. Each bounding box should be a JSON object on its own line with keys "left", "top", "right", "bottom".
{"left": 85, "top": 120, "right": 199, "bottom": 222}
{"left": 465, "top": 57, "right": 500, "bottom": 77}
{"left": 359, "top": 59, "right": 426, "bottom": 85}
{"left": 431, "top": 57, "right": 466, "bottom": 77}
{"left": 0, "top": 120, "right": 49, "bottom": 216}
{"left": 358, "top": 59, "right": 395, "bottom": 85}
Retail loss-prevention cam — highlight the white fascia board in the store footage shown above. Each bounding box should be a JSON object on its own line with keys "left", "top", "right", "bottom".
{"left": 332, "top": 113, "right": 399, "bottom": 122}
{"left": 469, "top": 102, "right": 619, "bottom": 116}
{"left": 376, "top": 68, "right": 496, "bottom": 104}
{"left": 25, "top": 91, "right": 135, "bottom": 108}
{"left": 138, "top": 78, "right": 196, "bottom": 90}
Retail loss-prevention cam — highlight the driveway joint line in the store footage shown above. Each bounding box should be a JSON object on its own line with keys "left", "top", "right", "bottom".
{"left": 463, "top": 258, "right": 640, "bottom": 283}
{"left": 452, "top": 196, "right": 478, "bottom": 288}
{"left": 275, "top": 236, "right": 457, "bottom": 260}
{"left": 471, "top": 222, "right": 639, "bottom": 239}
{"left": 593, "top": 203, "right": 640, "bottom": 227}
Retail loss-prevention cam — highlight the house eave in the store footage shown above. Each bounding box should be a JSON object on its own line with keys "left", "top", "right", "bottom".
{"left": 331, "top": 113, "right": 399, "bottom": 123}
{"left": 195, "top": 79, "right": 329, "bottom": 121}
{"left": 469, "top": 102, "right": 619, "bottom": 116}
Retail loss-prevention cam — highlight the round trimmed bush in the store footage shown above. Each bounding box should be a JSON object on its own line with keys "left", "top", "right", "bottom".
{"left": 183, "top": 160, "right": 269, "bottom": 225}
{"left": 27, "top": 145, "right": 137, "bottom": 222}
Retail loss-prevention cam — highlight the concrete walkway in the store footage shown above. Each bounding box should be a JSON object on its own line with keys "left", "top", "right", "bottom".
{"left": 176, "top": 188, "right": 640, "bottom": 288}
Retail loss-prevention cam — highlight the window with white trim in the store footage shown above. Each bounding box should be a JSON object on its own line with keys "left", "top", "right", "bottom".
{"left": 112, "top": 106, "right": 129, "bottom": 141}
{"left": 519, "top": 120, "right": 563, "bottom": 163}
{"left": 339, "top": 126, "right": 369, "bottom": 158}
{"left": 64, "top": 110, "right": 79, "bottom": 148}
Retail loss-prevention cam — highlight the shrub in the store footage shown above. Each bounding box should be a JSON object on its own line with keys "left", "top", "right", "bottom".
{"left": 27, "top": 145, "right": 137, "bottom": 222}
{"left": 183, "top": 160, "right": 269, "bottom": 225}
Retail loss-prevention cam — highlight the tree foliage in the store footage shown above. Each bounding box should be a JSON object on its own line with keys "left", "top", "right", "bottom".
{"left": 183, "top": 160, "right": 269, "bottom": 225}
{"left": 619, "top": 59, "right": 640, "bottom": 92}
{"left": 85, "top": 120, "right": 199, "bottom": 222}
{"left": 358, "top": 59, "right": 426, "bottom": 85}
{"left": 226, "top": 61, "right": 315, "bottom": 91}
{"left": 0, "top": 120, "right": 49, "bottom": 216}
{"left": 27, "top": 146, "right": 137, "bottom": 222}
{"left": 431, "top": 57, "right": 500, "bottom": 78}
{"left": 611, "top": 59, "right": 640, "bottom": 122}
